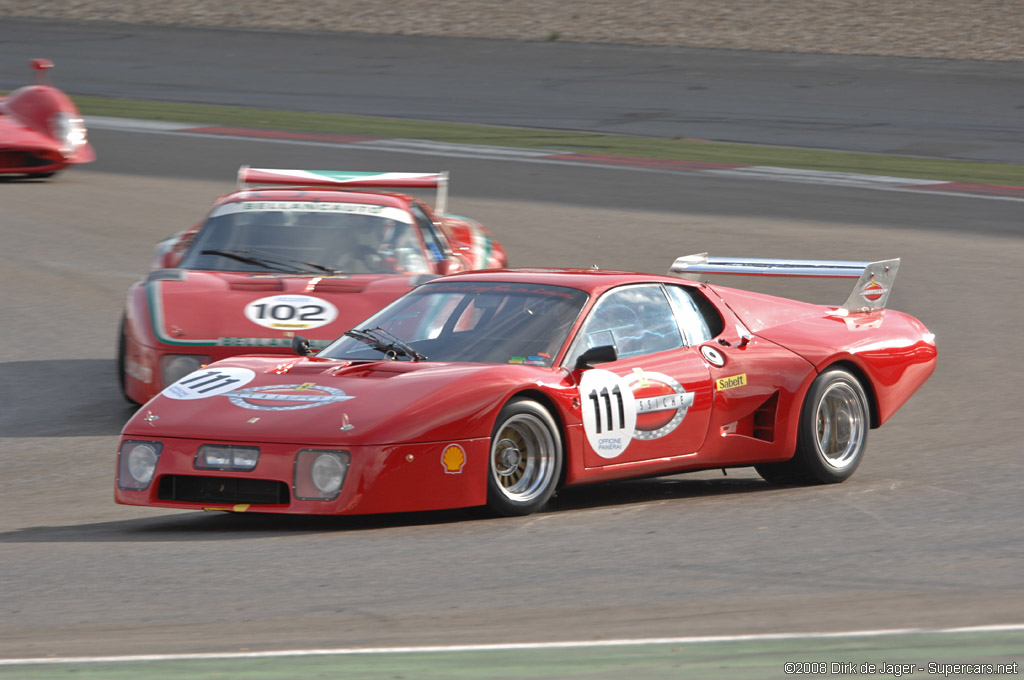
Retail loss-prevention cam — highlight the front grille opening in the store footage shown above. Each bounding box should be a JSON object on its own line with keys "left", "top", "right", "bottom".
{"left": 0, "top": 150, "right": 59, "bottom": 169}
{"left": 157, "top": 475, "right": 290, "bottom": 505}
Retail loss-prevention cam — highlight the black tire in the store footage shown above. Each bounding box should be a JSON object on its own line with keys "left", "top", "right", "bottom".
{"left": 756, "top": 368, "right": 869, "bottom": 485}
{"left": 117, "top": 315, "right": 140, "bottom": 406}
{"left": 486, "top": 398, "right": 563, "bottom": 516}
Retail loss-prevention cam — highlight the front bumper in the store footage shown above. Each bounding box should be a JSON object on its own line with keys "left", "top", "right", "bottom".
{"left": 115, "top": 435, "right": 489, "bottom": 515}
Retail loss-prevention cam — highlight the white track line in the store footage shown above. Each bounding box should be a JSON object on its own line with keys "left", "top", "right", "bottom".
{"left": 3, "top": 623, "right": 1022, "bottom": 666}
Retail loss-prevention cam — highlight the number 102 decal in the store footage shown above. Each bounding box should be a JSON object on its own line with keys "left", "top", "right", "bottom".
{"left": 243, "top": 294, "right": 338, "bottom": 331}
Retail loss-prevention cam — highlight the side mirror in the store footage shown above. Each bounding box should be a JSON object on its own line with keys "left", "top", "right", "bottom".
{"left": 292, "top": 335, "right": 312, "bottom": 356}
{"left": 574, "top": 344, "right": 617, "bottom": 370}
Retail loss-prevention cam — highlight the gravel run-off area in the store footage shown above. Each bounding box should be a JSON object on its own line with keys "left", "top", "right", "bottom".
{"left": 1, "top": 0, "right": 1022, "bottom": 62}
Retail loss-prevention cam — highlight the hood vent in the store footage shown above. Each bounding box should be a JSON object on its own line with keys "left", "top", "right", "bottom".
{"left": 310, "top": 278, "right": 369, "bottom": 293}
{"left": 228, "top": 278, "right": 286, "bottom": 291}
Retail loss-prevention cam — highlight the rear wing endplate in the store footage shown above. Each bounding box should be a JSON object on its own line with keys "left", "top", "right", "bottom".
{"left": 237, "top": 167, "right": 450, "bottom": 214}
{"left": 669, "top": 253, "right": 900, "bottom": 313}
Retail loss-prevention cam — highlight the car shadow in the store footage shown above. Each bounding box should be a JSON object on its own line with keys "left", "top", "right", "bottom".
{"left": 0, "top": 473, "right": 780, "bottom": 543}
{"left": 0, "top": 359, "right": 137, "bottom": 437}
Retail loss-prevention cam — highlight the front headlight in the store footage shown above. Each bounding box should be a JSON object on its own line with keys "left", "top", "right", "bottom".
{"left": 50, "top": 112, "right": 88, "bottom": 156}
{"left": 160, "top": 355, "right": 211, "bottom": 388}
{"left": 294, "top": 450, "right": 350, "bottom": 500}
{"left": 118, "top": 441, "right": 163, "bottom": 490}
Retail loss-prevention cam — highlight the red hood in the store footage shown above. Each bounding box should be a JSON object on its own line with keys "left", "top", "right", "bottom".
{"left": 146, "top": 270, "right": 430, "bottom": 348}
{"left": 123, "top": 356, "right": 560, "bottom": 445}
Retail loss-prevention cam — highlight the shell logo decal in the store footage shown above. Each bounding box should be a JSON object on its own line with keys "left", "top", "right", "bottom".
{"left": 441, "top": 444, "right": 466, "bottom": 474}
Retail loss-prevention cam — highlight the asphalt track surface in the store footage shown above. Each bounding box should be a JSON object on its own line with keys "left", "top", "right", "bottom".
{"left": 2, "top": 19, "right": 1024, "bottom": 163}
{"left": 1, "top": 19, "right": 1023, "bottom": 676}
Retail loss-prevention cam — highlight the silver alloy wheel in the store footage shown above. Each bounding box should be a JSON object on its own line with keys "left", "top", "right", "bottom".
{"left": 814, "top": 381, "right": 866, "bottom": 469}
{"left": 490, "top": 412, "right": 557, "bottom": 504}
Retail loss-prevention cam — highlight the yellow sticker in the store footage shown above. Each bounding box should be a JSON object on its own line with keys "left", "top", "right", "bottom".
{"left": 716, "top": 373, "right": 747, "bottom": 391}
{"left": 232, "top": 504, "right": 251, "bottom": 513}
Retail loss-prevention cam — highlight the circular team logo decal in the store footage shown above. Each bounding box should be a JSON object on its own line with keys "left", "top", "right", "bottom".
{"left": 580, "top": 369, "right": 638, "bottom": 459}
{"left": 700, "top": 345, "right": 725, "bottom": 367}
{"left": 861, "top": 279, "right": 885, "bottom": 302}
{"left": 227, "top": 383, "right": 355, "bottom": 411}
{"left": 627, "top": 371, "right": 694, "bottom": 440}
{"left": 244, "top": 295, "right": 338, "bottom": 331}
{"left": 163, "top": 367, "right": 256, "bottom": 400}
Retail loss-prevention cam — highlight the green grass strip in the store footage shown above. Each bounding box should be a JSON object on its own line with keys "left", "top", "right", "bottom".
{"left": 61, "top": 95, "right": 1022, "bottom": 186}
{"left": 2, "top": 630, "right": 1021, "bottom": 680}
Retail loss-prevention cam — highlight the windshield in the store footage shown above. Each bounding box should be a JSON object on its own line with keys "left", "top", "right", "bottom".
{"left": 178, "top": 200, "right": 432, "bottom": 275}
{"left": 319, "top": 281, "right": 589, "bottom": 366}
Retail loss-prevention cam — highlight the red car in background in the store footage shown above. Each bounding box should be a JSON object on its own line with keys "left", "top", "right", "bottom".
{"left": 0, "top": 59, "right": 94, "bottom": 177}
{"left": 118, "top": 167, "right": 506, "bottom": 405}
{"left": 115, "top": 255, "right": 936, "bottom": 517}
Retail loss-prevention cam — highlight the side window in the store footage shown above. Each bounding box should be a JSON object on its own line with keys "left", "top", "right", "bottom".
{"left": 567, "top": 284, "right": 684, "bottom": 364}
{"left": 665, "top": 285, "right": 723, "bottom": 345}
{"left": 410, "top": 203, "right": 447, "bottom": 262}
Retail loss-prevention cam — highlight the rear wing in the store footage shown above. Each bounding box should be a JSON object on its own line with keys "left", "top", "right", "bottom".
{"left": 237, "top": 167, "right": 450, "bottom": 213}
{"left": 669, "top": 253, "right": 900, "bottom": 313}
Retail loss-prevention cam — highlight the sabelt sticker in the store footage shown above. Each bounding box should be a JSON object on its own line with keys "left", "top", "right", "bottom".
{"left": 244, "top": 295, "right": 338, "bottom": 331}
{"left": 441, "top": 444, "right": 466, "bottom": 474}
{"left": 628, "top": 370, "right": 694, "bottom": 440}
{"left": 716, "top": 373, "right": 748, "bottom": 391}
{"left": 580, "top": 369, "right": 638, "bottom": 459}
{"left": 700, "top": 345, "right": 725, "bottom": 367}
{"left": 163, "top": 367, "right": 256, "bottom": 400}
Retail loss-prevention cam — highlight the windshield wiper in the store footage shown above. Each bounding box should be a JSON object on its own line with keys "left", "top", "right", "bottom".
{"left": 201, "top": 248, "right": 336, "bottom": 274}
{"left": 200, "top": 249, "right": 295, "bottom": 273}
{"left": 344, "top": 327, "right": 428, "bottom": 362}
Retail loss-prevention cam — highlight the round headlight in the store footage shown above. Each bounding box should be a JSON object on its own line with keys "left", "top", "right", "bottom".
{"left": 127, "top": 443, "right": 159, "bottom": 484}
{"left": 161, "top": 355, "right": 210, "bottom": 387}
{"left": 311, "top": 453, "right": 346, "bottom": 494}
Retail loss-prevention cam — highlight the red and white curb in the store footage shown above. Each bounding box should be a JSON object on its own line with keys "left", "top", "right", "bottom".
{"left": 87, "top": 116, "right": 1024, "bottom": 202}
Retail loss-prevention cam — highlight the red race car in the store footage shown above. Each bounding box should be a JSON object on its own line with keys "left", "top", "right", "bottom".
{"left": 115, "top": 256, "right": 936, "bottom": 517}
{"left": 118, "top": 167, "right": 506, "bottom": 404}
{"left": 0, "top": 59, "right": 94, "bottom": 177}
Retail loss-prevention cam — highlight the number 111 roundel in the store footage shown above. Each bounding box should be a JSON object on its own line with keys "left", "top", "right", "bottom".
{"left": 580, "top": 369, "right": 638, "bottom": 459}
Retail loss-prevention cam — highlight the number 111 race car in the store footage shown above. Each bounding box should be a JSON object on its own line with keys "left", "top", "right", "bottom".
{"left": 115, "top": 255, "right": 936, "bottom": 517}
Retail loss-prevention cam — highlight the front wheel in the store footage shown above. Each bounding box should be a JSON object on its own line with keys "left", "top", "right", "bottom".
{"left": 117, "top": 315, "right": 140, "bottom": 406}
{"left": 486, "top": 398, "right": 563, "bottom": 516}
{"left": 756, "top": 368, "right": 869, "bottom": 484}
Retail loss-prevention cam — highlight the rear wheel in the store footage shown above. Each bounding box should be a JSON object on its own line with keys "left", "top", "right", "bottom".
{"left": 486, "top": 398, "right": 562, "bottom": 516}
{"left": 756, "top": 368, "right": 868, "bottom": 484}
